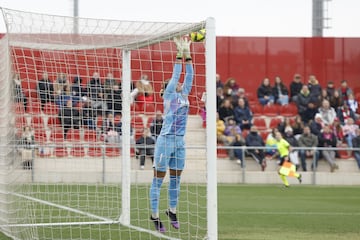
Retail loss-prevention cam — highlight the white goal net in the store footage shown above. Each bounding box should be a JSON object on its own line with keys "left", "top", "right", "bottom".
{"left": 0, "top": 8, "right": 217, "bottom": 240}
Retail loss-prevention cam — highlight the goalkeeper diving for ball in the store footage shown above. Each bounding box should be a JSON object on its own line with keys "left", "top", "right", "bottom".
{"left": 149, "top": 36, "right": 193, "bottom": 233}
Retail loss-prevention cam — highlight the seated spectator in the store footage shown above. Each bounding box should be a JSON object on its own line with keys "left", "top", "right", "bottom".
{"left": 291, "top": 115, "right": 304, "bottom": 137}
{"left": 216, "top": 87, "right": 225, "bottom": 110}
{"left": 342, "top": 118, "right": 359, "bottom": 149}
{"left": 332, "top": 117, "right": 344, "bottom": 145}
{"left": 289, "top": 73, "right": 303, "bottom": 103}
{"left": 318, "top": 99, "right": 337, "bottom": 126}
{"left": 310, "top": 113, "right": 323, "bottom": 136}
{"left": 317, "top": 124, "right": 339, "bottom": 172}
{"left": 296, "top": 85, "right": 318, "bottom": 123}
{"left": 216, "top": 73, "right": 224, "bottom": 89}
{"left": 257, "top": 77, "right": 274, "bottom": 106}
{"left": 87, "top": 72, "right": 103, "bottom": 101}
{"left": 245, "top": 126, "right": 267, "bottom": 171}
{"left": 136, "top": 128, "right": 155, "bottom": 170}
{"left": 224, "top": 118, "right": 242, "bottom": 160}
{"left": 59, "top": 99, "right": 80, "bottom": 138}
{"left": 233, "top": 98, "right": 252, "bottom": 130}
{"left": 265, "top": 128, "right": 280, "bottom": 158}
{"left": 104, "top": 72, "right": 116, "bottom": 96}
{"left": 223, "top": 77, "right": 239, "bottom": 98}
{"left": 231, "top": 88, "right": 249, "bottom": 108}
{"left": 337, "top": 102, "right": 356, "bottom": 125}
{"left": 37, "top": 72, "right": 54, "bottom": 110}
{"left": 277, "top": 117, "right": 292, "bottom": 135}
{"left": 102, "top": 112, "right": 120, "bottom": 143}
{"left": 283, "top": 127, "right": 300, "bottom": 169}
{"left": 308, "top": 75, "right": 322, "bottom": 101}
{"left": 232, "top": 134, "right": 245, "bottom": 167}
{"left": 150, "top": 111, "right": 164, "bottom": 140}
{"left": 319, "top": 88, "right": 330, "bottom": 103}
{"left": 13, "top": 73, "right": 28, "bottom": 112}
{"left": 298, "top": 125, "right": 319, "bottom": 172}
{"left": 351, "top": 128, "right": 360, "bottom": 170}
{"left": 91, "top": 91, "right": 108, "bottom": 117}
{"left": 218, "top": 99, "right": 234, "bottom": 122}
{"left": 55, "top": 85, "right": 72, "bottom": 108}
{"left": 71, "top": 76, "right": 86, "bottom": 104}
{"left": 130, "top": 74, "right": 154, "bottom": 108}
{"left": 54, "top": 72, "right": 69, "bottom": 96}
{"left": 81, "top": 98, "right": 97, "bottom": 130}
{"left": 329, "top": 89, "right": 343, "bottom": 110}
{"left": 273, "top": 76, "right": 289, "bottom": 105}
{"left": 326, "top": 81, "right": 335, "bottom": 98}
{"left": 346, "top": 93, "right": 358, "bottom": 114}
{"left": 20, "top": 125, "right": 35, "bottom": 169}
{"left": 338, "top": 80, "right": 353, "bottom": 101}
{"left": 106, "top": 83, "right": 122, "bottom": 116}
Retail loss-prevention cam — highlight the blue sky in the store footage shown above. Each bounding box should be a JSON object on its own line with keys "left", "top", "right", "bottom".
{"left": 0, "top": 0, "right": 359, "bottom": 37}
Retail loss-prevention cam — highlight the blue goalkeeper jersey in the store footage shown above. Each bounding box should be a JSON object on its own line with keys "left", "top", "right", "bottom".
{"left": 160, "top": 63, "right": 194, "bottom": 136}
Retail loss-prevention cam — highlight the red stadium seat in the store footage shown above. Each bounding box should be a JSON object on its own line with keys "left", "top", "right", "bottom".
{"left": 30, "top": 116, "right": 45, "bottom": 129}
{"left": 105, "top": 144, "right": 121, "bottom": 157}
{"left": 269, "top": 117, "right": 282, "bottom": 129}
{"left": 50, "top": 128, "right": 68, "bottom": 157}
{"left": 26, "top": 101, "right": 41, "bottom": 115}
{"left": 34, "top": 128, "right": 47, "bottom": 144}
{"left": 47, "top": 116, "right": 61, "bottom": 129}
{"left": 252, "top": 117, "right": 267, "bottom": 131}
{"left": 43, "top": 102, "right": 59, "bottom": 115}
{"left": 217, "top": 144, "right": 228, "bottom": 158}
{"left": 15, "top": 115, "right": 28, "bottom": 129}
{"left": 280, "top": 104, "right": 298, "bottom": 117}
{"left": 84, "top": 129, "right": 102, "bottom": 157}
{"left": 263, "top": 104, "right": 280, "bottom": 117}
{"left": 66, "top": 129, "right": 85, "bottom": 157}
{"left": 251, "top": 104, "right": 263, "bottom": 117}
{"left": 144, "top": 103, "right": 155, "bottom": 115}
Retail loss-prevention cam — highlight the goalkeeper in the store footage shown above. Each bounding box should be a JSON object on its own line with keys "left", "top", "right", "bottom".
{"left": 149, "top": 36, "right": 193, "bottom": 233}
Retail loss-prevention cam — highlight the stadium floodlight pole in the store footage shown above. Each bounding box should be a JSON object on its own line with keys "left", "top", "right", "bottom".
{"left": 119, "top": 49, "right": 131, "bottom": 225}
{"left": 205, "top": 17, "right": 218, "bottom": 240}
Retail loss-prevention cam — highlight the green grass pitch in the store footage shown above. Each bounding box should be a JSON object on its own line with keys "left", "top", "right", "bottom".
{"left": 0, "top": 184, "right": 359, "bottom": 239}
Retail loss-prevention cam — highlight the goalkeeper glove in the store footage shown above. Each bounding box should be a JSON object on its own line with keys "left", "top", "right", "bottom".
{"left": 174, "top": 37, "right": 183, "bottom": 59}
{"left": 182, "top": 38, "right": 192, "bottom": 61}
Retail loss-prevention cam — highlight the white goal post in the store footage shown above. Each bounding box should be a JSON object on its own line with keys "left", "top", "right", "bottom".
{"left": 0, "top": 8, "right": 217, "bottom": 240}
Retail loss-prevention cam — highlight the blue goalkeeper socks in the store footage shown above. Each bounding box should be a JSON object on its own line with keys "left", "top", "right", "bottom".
{"left": 168, "top": 175, "right": 181, "bottom": 210}
{"left": 150, "top": 177, "right": 164, "bottom": 217}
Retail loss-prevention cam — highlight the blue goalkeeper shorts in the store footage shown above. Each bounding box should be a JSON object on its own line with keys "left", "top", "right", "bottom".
{"left": 153, "top": 135, "right": 185, "bottom": 172}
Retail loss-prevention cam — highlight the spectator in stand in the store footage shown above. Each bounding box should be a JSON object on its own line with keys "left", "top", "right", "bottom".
{"left": 104, "top": 72, "right": 116, "bottom": 96}
{"left": 102, "top": 112, "right": 120, "bottom": 143}
{"left": 232, "top": 133, "right": 246, "bottom": 167}
{"left": 326, "top": 81, "right": 335, "bottom": 98}
{"left": 332, "top": 117, "right": 344, "bottom": 145}
{"left": 337, "top": 101, "right": 356, "bottom": 125}
{"left": 296, "top": 84, "right": 318, "bottom": 123}
{"left": 231, "top": 88, "right": 249, "bottom": 108}
{"left": 317, "top": 124, "right": 339, "bottom": 172}
{"left": 81, "top": 98, "right": 97, "bottom": 130}
{"left": 351, "top": 128, "right": 360, "bottom": 170}
{"left": 131, "top": 74, "right": 154, "bottom": 108}
{"left": 291, "top": 115, "right": 304, "bottom": 137}
{"left": 342, "top": 118, "right": 359, "bottom": 149}
{"left": 338, "top": 80, "right": 353, "bottom": 101}
{"left": 106, "top": 83, "right": 122, "bottom": 116}
{"left": 136, "top": 128, "right": 155, "bottom": 170}
{"left": 59, "top": 99, "right": 80, "bottom": 138}
{"left": 216, "top": 87, "right": 225, "bottom": 110}
{"left": 224, "top": 118, "right": 242, "bottom": 160}
{"left": 233, "top": 98, "right": 252, "bottom": 130}
{"left": 318, "top": 99, "right": 337, "bottom": 126}
{"left": 216, "top": 73, "right": 224, "bottom": 89}
{"left": 87, "top": 72, "right": 103, "bottom": 101}
{"left": 20, "top": 125, "right": 35, "bottom": 170}
{"left": 308, "top": 75, "right": 322, "bottom": 101}
{"left": 298, "top": 125, "right": 319, "bottom": 172}
{"left": 283, "top": 126, "right": 300, "bottom": 169}
{"left": 319, "top": 88, "right": 330, "bottom": 103}
{"left": 37, "top": 72, "right": 54, "bottom": 110}
{"left": 245, "top": 126, "right": 267, "bottom": 171}
{"left": 92, "top": 91, "right": 108, "bottom": 117}
{"left": 329, "top": 89, "right": 343, "bottom": 111}
{"left": 310, "top": 113, "right": 323, "bottom": 136}
{"left": 13, "top": 73, "right": 28, "bottom": 112}
{"left": 223, "top": 77, "right": 239, "bottom": 99}
{"left": 54, "top": 72, "right": 69, "bottom": 96}
{"left": 273, "top": 76, "right": 289, "bottom": 105}
{"left": 71, "top": 76, "right": 86, "bottom": 105}
{"left": 55, "top": 84, "right": 72, "bottom": 108}
{"left": 346, "top": 93, "right": 358, "bottom": 115}
{"left": 218, "top": 99, "right": 234, "bottom": 122}
{"left": 278, "top": 117, "right": 292, "bottom": 135}
{"left": 257, "top": 77, "right": 274, "bottom": 106}
{"left": 289, "top": 73, "right": 303, "bottom": 103}
{"left": 150, "top": 111, "right": 164, "bottom": 140}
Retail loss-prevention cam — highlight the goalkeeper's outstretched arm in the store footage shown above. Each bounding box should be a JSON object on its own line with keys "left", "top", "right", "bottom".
{"left": 182, "top": 38, "right": 194, "bottom": 95}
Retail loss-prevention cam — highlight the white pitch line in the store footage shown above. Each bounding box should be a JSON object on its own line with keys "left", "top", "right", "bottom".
{"left": 220, "top": 211, "right": 360, "bottom": 216}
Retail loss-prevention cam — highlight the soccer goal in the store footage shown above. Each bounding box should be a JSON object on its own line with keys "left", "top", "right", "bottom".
{"left": 0, "top": 8, "right": 217, "bottom": 240}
